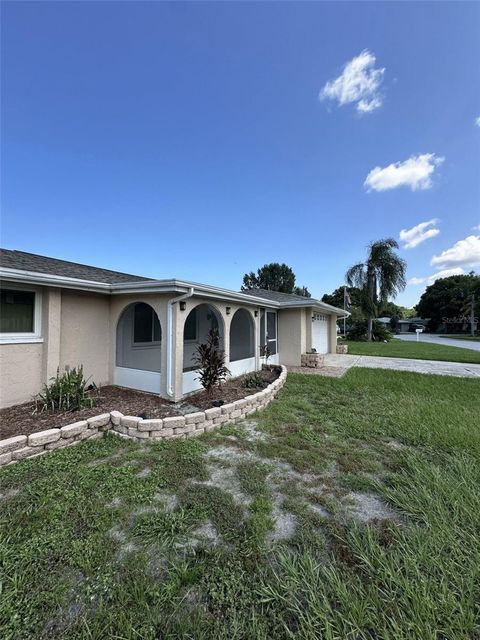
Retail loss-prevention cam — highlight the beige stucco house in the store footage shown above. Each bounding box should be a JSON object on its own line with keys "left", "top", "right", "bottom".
{"left": 0, "top": 249, "right": 345, "bottom": 409}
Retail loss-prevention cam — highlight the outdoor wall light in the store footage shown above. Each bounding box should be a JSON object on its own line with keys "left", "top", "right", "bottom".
{"left": 226, "top": 306, "right": 231, "bottom": 315}
{"left": 254, "top": 310, "right": 258, "bottom": 317}
{"left": 179, "top": 301, "right": 186, "bottom": 311}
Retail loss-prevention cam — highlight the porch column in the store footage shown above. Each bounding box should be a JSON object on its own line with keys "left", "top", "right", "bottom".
{"left": 171, "top": 302, "right": 185, "bottom": 403}
{"left": 328, "top": 314, "right": 338, "bottom": 354}
{"left": 305, "top": 308, "right": 313, "bottom": 353}
{"left": 156, "top": 301, "right": 169, "bottom": 399}
{"left": 42, "top": 289, "right": 61, "bottom": 382}
{"left": 223, "top": 310, "right": 231, "bottom": 371}
{"left": 254, "top": 308, "right": 261, "bottom": 370}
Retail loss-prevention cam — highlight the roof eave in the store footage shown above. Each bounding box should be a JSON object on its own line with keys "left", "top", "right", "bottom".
{"left": 278, "top": 300, "right": 347, "bottom": 315}
{"left": 0, "top": 268, "right": 347, "bottom": 314}
{"left": 0, "top": 269, "right": 282, "bottom": 306}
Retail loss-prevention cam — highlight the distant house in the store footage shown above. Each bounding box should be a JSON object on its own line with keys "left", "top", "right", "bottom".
{"left": 0, "top": 249, "right": 347, "bottom": 408}
{"left": 377, "top": 316, "right": 429, "bottom": 333}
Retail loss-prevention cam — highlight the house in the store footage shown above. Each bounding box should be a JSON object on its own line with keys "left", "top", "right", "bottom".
{"left": 0, "top": 249, "right": 346, "bottom": 409}
{"left": 377, "top": 316, "right": 429, "bottom": 333}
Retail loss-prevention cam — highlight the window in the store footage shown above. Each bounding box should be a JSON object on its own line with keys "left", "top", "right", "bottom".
{"left": 133, "top": 303, "right": 161, "bottom": 343}
{"left": 260, "top": 309, "right": 277, "bottom": 356}
{"left": 0, "top": 288, "right": 41, "bottom": 342}
{"left": 266, "top": 311, "right": 277, "bottom": 355}
{"left": 184, "top": 307, "right": 197, "bottom": 341}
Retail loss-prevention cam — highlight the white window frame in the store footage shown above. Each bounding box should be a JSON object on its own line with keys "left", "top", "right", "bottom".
{"left": 0, "top": 285, "right": 43, "bottom": 344}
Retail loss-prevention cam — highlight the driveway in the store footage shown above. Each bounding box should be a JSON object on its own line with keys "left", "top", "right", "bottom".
{"left": 319, "top": 354, "right": 480, "bottom": 378}
{"left": 395, "top": 333, "right": 480, "bottom": 352}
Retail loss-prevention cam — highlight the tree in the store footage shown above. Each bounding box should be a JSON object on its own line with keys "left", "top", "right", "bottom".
{"left": 346, "top": 238, "right": 407, "bottom": 341}
{"left": 293, "top": 285, "right": 311, "bottom": 298}
{"left": 380, "top": 301, "right": 416, "bottom": 318}
{"left": 321, "top": 286, "right": 363, "bottom": 310}
{"left": 242, "top": 263, "right": 310, "bottom": 297}
{"left": 416, "top": 272, "right": 479, "bottom": 333}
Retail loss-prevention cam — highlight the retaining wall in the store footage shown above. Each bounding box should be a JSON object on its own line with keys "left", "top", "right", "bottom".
{"left": 0, "top": 366, "right": 287, "bottom": 468}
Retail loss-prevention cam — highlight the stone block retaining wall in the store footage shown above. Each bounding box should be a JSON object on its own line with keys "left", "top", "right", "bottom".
{"left": 0, "top": 366, "right": 287, "bottom": 468}
{"left": 301, "top": 353, "right": 324, "bottom": 368}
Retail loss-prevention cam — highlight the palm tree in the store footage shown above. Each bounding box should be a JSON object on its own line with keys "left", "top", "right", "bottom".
{"left": 346, "top": 238, "right": 407, "bottom": 341}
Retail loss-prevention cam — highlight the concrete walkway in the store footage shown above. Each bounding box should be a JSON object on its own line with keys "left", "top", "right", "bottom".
{"left": 293, "top": 354, "right": 480, "bottom": 379}
{"left": 395, "top": 333, "right": 480, "bottom": 352}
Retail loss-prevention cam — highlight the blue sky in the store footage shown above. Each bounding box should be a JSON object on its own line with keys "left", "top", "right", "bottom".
{"left": 1, "top": 1, "right": 479, "bottom": 307}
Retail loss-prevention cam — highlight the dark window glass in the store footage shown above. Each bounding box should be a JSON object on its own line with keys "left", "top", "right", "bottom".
{"left": 134, "top": 303, "right": 161, "bottom": 343}
{"left": 267, "top": 312, "right": 277, "bottom": 340}
{"left": 184, "top": 308, "right": 197, "bottom": 340}
{"left": 209, "top": 312, "right": 219, "bottom": 332}
{"left": 153, "top": 314, "right": 161, "bottom": 341}
{"left": 0, "top": 289, "right": 35, "bottom": 333}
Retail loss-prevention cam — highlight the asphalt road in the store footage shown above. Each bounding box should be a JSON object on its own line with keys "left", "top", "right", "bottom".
{"left": 395, "top": 333, "right": 480, "bottom": 352}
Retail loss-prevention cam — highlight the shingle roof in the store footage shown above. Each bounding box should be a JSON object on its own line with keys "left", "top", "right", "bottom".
{"left": 239, "top": 288, "right": 317, "bottom": 304}
{"left": 0, "top": 249, "right": 152, "bottom": 285}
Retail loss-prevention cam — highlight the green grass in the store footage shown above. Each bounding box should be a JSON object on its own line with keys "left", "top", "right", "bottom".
{"left": 1, "top": 370, "right": 479, "bottom": 639}
{"left": 343, "top": 337, "right": 480, "bottom": 363}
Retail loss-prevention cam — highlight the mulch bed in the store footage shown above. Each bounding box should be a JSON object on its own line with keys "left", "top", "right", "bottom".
{"left": 0, "top": 367, "right": 280, "bottom": 439}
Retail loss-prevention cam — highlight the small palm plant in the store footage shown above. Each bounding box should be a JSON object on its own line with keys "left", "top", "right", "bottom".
{"left": 34, "top": 365, "right": 97, "bottom": 413}
{"left": 192, "top": 328, "right": 229, "bottom": 396}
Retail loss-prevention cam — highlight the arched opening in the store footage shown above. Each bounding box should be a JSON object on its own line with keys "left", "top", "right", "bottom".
{"left": 229, "top": 308, "right": 256, "bottom": 376}
{"left": 115, "top": 302, "right": 162, "bottom": 393}
{"left": 182, "top": 303, "right": 225, "bottom": 393}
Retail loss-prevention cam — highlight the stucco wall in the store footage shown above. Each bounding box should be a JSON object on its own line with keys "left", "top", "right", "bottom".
{"left": 277, "top": 308, "right": 305, "bottom": 366}
{"left": 60, "top": 290, "right": 110, "bottom": 386}
{"left": 0, "top": 343, "right": 44, "bottom": 408}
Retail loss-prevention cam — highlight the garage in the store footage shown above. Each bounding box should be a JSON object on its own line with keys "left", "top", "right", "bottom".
{"left": 311, "top": 312, "right": 329, "bottom": 353}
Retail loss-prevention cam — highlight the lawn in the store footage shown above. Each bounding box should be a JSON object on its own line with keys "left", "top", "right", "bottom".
{"left": 342, "top": 337, "right": 480, "bottom": 363}
{"left": 1, "top": 370, "right": 479, "bottom": 639}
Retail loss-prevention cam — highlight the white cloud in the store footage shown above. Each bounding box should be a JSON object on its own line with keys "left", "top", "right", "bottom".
{"left": 475, "top": 116, "right": 480, "bottom": 127}
{"left": 431, "top": 235, "right": 480, "bottom": 269}
{"left": 320, "top": 49, "right": 385, "bottom": 113}
{"left": 408, "top": 267, "right": 465, "bottom": 286}
{"left": 364, "top": 154, "right": 444, "bottom": 192}
{"left": 472, "top": 224, "right": 480, "bottom": 231}
{"left": 399, "top": 219, "right": 440, "bottom": 249}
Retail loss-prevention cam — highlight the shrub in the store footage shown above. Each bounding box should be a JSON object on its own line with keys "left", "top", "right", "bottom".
{"left": 260, "top": 344, "right": 271, "bottom": 364}
{"left": 193, "top": 328, "right": 230, "bottom": 395}
{"left": 34, "top": 366, "right": 97, "bottom": 413}
{"left": 347, "top": 319, "right": 393, "bottom": 342}
{"left": 243, "top": 372, "right": 264, "bottom": 389}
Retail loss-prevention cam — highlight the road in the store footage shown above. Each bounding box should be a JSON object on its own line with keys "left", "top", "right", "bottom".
{"left": 395, "top": 333, "right": 480, "bottom": 352}
{"left": 318, "top": 354, "right": 480, "bottom": 378}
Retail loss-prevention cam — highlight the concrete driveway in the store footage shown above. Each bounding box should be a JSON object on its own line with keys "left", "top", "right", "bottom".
{"left": 320, "top": 354, "right": 480, "bottom": 379}
{"left": 395, "top": 333, "right": 480, "bottom": 352}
